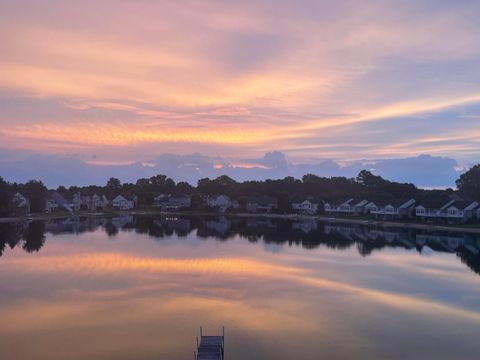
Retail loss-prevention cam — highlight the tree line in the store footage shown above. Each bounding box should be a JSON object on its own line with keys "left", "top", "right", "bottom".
{"left": 1, "top": 164, "right": 480, "bottom": 216}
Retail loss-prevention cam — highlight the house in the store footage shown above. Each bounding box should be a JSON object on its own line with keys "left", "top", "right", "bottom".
{"left": 11, "top": 192, "right": 30, "bottom": 214}
{"left": 206, "top": 195, "right": 232, "bottom": 213}
{"left": 370, "top": 199, "right": 416, "bottom": 219}
{"left": 112, "top": 195, "right": 136, "bottom": 210}
{"left": 416, "top": 198, "right": 455, "bottom": 221}
{"left": 352, "top": 199, "right": 370, "bottom": 215}
{"left": 324, "top": 198, "right": 354, "bottom": 215}
{"left": 291, "top": 199, "right": 319, "bottom": 215}
{"left": 246, "top": 197, "right": 278, "bottom": 213}
{"left": 46, "top": 192, "right": 73, "bottom": 213}
{"left": 90, "top": 194, "right": 109, "bottom": 210}
{"left": 155, "top": 194, "right": 191, "bottom": 211}
{"left": 444, "top": 200, "right": 479, "bottom": 222}
{"left": 81, "top": 193, "right": 109, "bottom": 211}
{"left": 45, "top": 198, "right": 59, "bottom": 213}
{"left": 70, "top": 192, "right": 82, "bottom": 211}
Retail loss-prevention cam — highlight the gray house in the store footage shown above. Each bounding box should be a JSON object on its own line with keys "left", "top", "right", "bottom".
{"left": 155, "top": 194, "right": 191, "bottom": 211}
{"left": 246, "top": 197, "right": 278, "bottom": 213}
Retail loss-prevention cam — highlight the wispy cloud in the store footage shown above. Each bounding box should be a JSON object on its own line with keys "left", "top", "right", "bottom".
{"left": 1, "top": 1, "right": 480, "bottom": 163}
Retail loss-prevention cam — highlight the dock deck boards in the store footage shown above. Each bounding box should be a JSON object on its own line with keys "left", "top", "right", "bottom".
{"left": 195, "top": 328, "right": 224, "bottom": 360}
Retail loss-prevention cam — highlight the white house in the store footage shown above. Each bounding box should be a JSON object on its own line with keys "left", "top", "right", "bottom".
{"left": 112, "top": 195, "right": 135, "bottom": 210}
{"left": 352, "top": 199, "right": 370, "bottom": 215}
{"left": 444, "top": 200, "right": 479, "bottom": 222}
{"left": 416, "top": 198, "right": 479, "bottom": 222}
{"left": 416, "top": 199, "right": 454, "bottom": 219}
{"left": 70, "top": 192, "right": 82, "bottom": 211}
{"left": 206, "top": 195, "right": 232, "bottom": 213}
{"left": 324, "top": 198, "right": 354, "bottom": 215}
{"left": 291, "top": 199, "right": 319, "bottom": 215}
{"left": 370, "top": 199, "right": 416, "bottom": 219}
{"left": 90, "top": 194, "right": 109, "bottom": 210}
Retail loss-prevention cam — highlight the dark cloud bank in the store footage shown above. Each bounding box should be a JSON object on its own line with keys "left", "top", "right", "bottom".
{"left": 0, "top": 150, "right": 463, "bottom": 189}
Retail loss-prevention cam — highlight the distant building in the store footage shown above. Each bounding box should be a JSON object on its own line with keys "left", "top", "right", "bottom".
{"left": 112, "top": 195, "right": 136, "bottom": 210}
{"left": 416, "top": 198, "right": 455, "bottom": 221}
{"left": 291, "top": 199, "right": 319, "bottom": 215}
{"left": 154, "top": 194, "right": 191, "bottom": 211}
{"left": 205, "top": 195, "right": 232, "bottom": 213}
{"left": 352, "top": 199, "right": 370, "bottom": 215}
{"left": 46, "top": 192, "right": 73, "bottom": 214}
{"left": 324, "top": 198, "right": 354, "bottom": 215}
{"left": 246, "top": 197, "right": 278, "bottom": 213}
{"left": 369, "top": 199, "right": 416, "bottom": 219}
{"left": 71, "top": 192, "right": 82, "bottom": 211}
{"left": 90, "top": 194, "right": 109, "bottom": 210}
{"left": 415, "top": 199, "right": 480, "bottom": 222}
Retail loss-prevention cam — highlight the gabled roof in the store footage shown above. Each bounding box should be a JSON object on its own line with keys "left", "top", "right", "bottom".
{"left": 113, "top": 195, "right": 129, "bottom": 202}
{"left": 51, "top": 191, "right": 68, "bottom": 206}
{"left": 447, "top": 200, "right": 478, "bottom": 211}
{"left": 292, "top": 199, "right": 318, "bottom": 205}
{"left": 352, "top": 199, "right": 369, "bottom": 207}
{"left": 368, "top": 198, "right": 415, "bottom": 208}
{"left": 326, "top": 198, "right": 353, "bottom": 207}
{"left": 417, "top": 196, "right": 454, "bottom": 209}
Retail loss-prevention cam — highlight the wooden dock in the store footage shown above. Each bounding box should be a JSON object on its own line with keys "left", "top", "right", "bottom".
{"left": 194, "top": 327, "right": 224, "bottom": 360}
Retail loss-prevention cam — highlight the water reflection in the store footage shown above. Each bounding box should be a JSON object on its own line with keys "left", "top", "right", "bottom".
{"left": 2, "top": 215, "right": 480, "bottom": 276}
{"left": 1, "top": 215, "right": 480, "bottom": 359}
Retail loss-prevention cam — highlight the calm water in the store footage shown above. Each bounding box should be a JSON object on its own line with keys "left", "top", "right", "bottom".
{"left": 1, "top": 215, "right": 480, "bottom": 359}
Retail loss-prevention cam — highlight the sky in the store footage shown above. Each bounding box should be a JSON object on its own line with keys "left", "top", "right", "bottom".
{"left": 1, "top": 0, "right": 480, "bottom": 186}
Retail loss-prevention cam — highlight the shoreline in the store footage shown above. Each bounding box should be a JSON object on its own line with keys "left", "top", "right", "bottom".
{"left": 1, "top": 210, "right": 480, "bottom": 234}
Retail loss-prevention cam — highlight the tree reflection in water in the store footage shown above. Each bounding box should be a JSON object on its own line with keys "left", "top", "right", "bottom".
{"left": 1, "top": 215, "right": 480, "bottom": 275}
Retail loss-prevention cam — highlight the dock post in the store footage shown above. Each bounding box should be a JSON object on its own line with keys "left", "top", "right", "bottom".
{"left": 200, "top": 326, "right": 203, "bottom": 337}
{"left": 194, "top": 351, "right": 196, "bottom": 360}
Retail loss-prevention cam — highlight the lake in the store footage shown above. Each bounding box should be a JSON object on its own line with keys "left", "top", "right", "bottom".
{"left": 1, "top": 215, "right": 480, "bottom": 359}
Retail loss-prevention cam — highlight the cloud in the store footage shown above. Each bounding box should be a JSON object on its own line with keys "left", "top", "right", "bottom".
{"left": 1, "top": 1, "right": 480, "bottom": 165}
{"left": 0, "top": 150, "right": 462, "bottom": 188}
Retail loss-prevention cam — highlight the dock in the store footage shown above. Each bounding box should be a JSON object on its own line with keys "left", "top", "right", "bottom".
{"left": 194, "top": 327, "right": 224, "bottom": 360}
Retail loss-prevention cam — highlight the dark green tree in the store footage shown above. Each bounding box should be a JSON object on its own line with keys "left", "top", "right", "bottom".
{"left": 456, "top": 164, "right": 480, "bottom": 198}
{"left": 0, "top": 176, "right": 12, "bottom": 217}
{"left": 23, "top": 180, "right": 48, "bottom": 213}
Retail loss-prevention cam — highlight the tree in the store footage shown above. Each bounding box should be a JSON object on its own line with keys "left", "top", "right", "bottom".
{"left": 456, "top": 164, "right": 480, "bottom": 198}
{"left": 106, "top": 177, "right": 122, "bottom": 198}
{"left": 106, "top": 177, "right": 121, "bottom": 190}
{"left": 23, "top": 180, "right": 48, "bottom": 213}
{"left": 356, "top": 170, "right": 384, "bottom": 189}
{"left": 0, "top": 176, "right": 12, "bottom": 217}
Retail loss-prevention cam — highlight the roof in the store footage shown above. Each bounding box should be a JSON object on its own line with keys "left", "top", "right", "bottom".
{"left": 417, "top": 197, "right": 454, "bottom": 209}
{"left": 113, "top": 195, "right": 130, "bottom": 202}
{"left": 447, "top": 200, "right": 478, "bottom": 210}
{"left": 326, "top": 198, "right": 353, "bottom": 207}
{"left": 368, "top": 198, "right": 415, "bottom": 208}
{"left": 292, "top": 199, "right": 318, "bottom": 205}
{"left": 352, "top": 199, "right": 369, "bottom": 207}
{"left": 51, "top": 191, "right": 68, "bottom": 206}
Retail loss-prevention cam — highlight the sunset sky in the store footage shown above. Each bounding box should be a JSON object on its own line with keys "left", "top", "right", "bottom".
{"left": 1, "top": 0, "right": 480, "bottom": 168}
